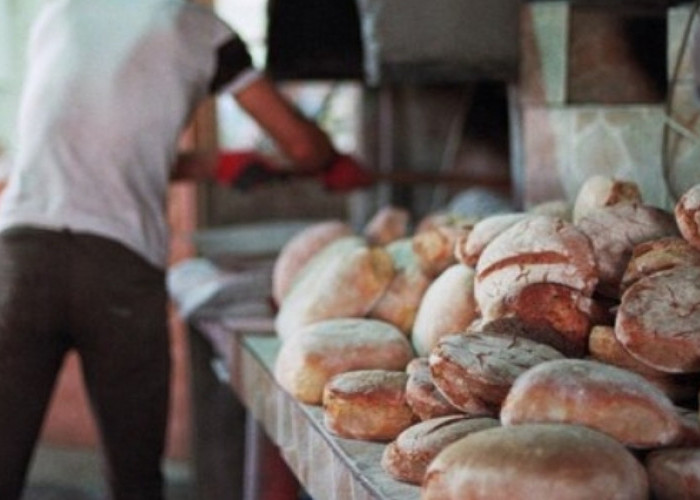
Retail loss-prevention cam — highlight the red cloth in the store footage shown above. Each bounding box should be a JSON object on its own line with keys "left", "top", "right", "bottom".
{"left": 321, "top": 154, "right": 375, "bottom": 192}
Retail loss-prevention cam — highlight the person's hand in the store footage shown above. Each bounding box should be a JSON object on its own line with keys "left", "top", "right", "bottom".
{"left": 216, "top": 151, "right": 290, "bottom": 191}
{"left": 320, "top": 154, "right": 375, "bottom": 192}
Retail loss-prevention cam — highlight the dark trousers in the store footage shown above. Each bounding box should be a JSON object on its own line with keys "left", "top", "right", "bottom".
{"left": 0, "top": 227, "right": 170, "bottom": 500}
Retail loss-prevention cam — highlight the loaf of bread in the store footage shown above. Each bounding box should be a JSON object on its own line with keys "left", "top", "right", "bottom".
{"left": 274, "top": 318, "right": 414, "bottom": 405}
{"left": 274, "top": 237, "right": 395, "bottom": 341}
{"left": 412, "top": 220, "right": 472, "bottom": 278}
{"left": 620, "top": 236, "right": 700, "bottom": 292}
{"left": 363, "top": 205, "right": 410, "bottom": 246}
{"left": 500, "top": 359, "right": 682, "bottom": 449}
{"left": 272, "top": 220, "right": 354, "bottom": 305}
{"left": 475, "top": 215, "right": 598, "bottom": 321}
{"left": 322, "top": 369, "right": 417, "bottom": 441}
{"left": 528, "top": 199, "right": 572, "bottom": 221}
{"left": 645, "top": 448, "right": 700, "bottom": 500}
{"left": 411, "top": 264, "right": 479, "bottom": 357}
{"left": 615, "top": 266, "right": 700, "bottom": 373}
{"left": 405, "top": 358, "right": 468, "bottom": 421}
{"left": 430, "top": 332, "right": 564, "bottom": 408}
{"left": 576, "top": 203, "right": 679, "bottom": 298}
{"left": 455, "top": 212, "right": 531, "bottom": 267}
{"left": 381, "top": 415, "right": 499, "bottom": 485}
{"left": 572, "top": 175, "right": 642, "bottom": 224}
{"left": 423, "top": 423, "right": 649, "bottom": 500}
{"left": 674, "top": 182, "right": 700, "bottom": 250}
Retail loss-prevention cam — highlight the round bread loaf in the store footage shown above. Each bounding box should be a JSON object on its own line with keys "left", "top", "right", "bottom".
{"left": 528, "top": 199, "right": 572, "bottom": 221}
{"left": 646, "top": 448, "right": 700, "bottom": 500}
{"left": 620, "top": 236, "right": 700, "bottom": 292}
{"left": 271, "top": 220, "right": 354, "bottom": 305}
{"left": 411, "top": 264, "right": 479, "bottom": 357}
{"left": 615, "top": 266, "right": 700, "bottom": 373}
{"left": 363, "top": 205, "right": 410, "bottom": 246}
{"left": 500, "top": 359, "right": 682, "bottom": 449}
{"left": 423, "top": 423, "right": 649, "bottom": 500}
{"left": 430, "top": 332, "right": 564, "bottom": 408}
{"left": 572, "top": 175, "right": 642, "bottom": 224}
{"left": 322, "top": 369, "right": 417, "bottom": 441}
{"left": 404, "top": 358, "right": 469, "bottom": 421}
{"left": 675, "top": 182, "right": 700, "bottom": 251}
{"left": 381, "top": 415, "right": 499, "bottom": 485}
{"left": 455, "top": 212, "right": 531, "bottom": 267}
{"left": 412, "top": 220, "right": 471, "bottom": 278}
{"left": 274, "top": 318, "right": 414, "bottom": 405}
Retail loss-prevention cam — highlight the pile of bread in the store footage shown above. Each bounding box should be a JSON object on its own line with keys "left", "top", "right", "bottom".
{"left": 270, "top": 176, "right": 700, "bottom": 499}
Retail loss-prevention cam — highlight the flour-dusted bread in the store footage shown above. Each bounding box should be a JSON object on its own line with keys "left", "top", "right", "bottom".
{"left": 271, "top": 220, "right": 354, "bottom": 305}
{"left": 675, "top": 182, "right": 700, "bottom": 251}
{"left": 412, "top": 219, "right": 472, "bottom": 278}
{"left": 675, "top": 406, "right": 700, "bottom": 447}
{"left": 322, "top": 369, "right": 417, "bottom": 441}
{"left": 369, "top": 239, "right": 432, "bottom": 334}
{"left": 646, "top": 448, "right": 700, "bottom": 500}
{"left": 274, "top": 318, "right": 414, "bottom": 405}
{"left": 615, "top": 266, "right": 700, "bottom": 373}
{"left": 475, "top": 215, "right": 598, "bottom": 321}
{"left": 500, "top": 359, "right": 682, "bottom": 449}
{"left": 620, "top": 236, "right": 700, "bottom": 292}
{"left": 405, "top": 358, "right": 467, "bottom": 421}
{"left": 572, "top": 175, "right": 642, "bottom": 224}
{"left": 275, "top": 237, "right": 395, "bottom": 341}
{"left": 455, "top": 212, "right": 531, "bottom": 267}
{"left": 381, "top": 415, "right": 499, "bottom": 485}
{"left": 423, "top": 423, "right": 649, "bottom": 500}
{"left": 576, "top": 203, "right": 679, "bottom": 298}
{"left": 528, "top": 199, "right": 572, "bottom": 221}
{"left": 363, "top": 205, "right": 411, "bottom": 246}
{"left": 411, "top": 264, "right": 479, "bottom": 357}
{"left": 430, "top": 332, "right": 565, "bottom": 408}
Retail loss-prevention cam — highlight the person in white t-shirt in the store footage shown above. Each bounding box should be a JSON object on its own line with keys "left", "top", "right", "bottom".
{"left": 0, "top": 1, "right": 345, "bottom": 498}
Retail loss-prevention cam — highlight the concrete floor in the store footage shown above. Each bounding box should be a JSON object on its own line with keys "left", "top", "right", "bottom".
{"left": 24, "top": 444, "right": 194, "bottom": 500}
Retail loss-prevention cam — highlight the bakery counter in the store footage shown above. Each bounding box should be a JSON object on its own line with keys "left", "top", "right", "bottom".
{"left": 189, "top": 316, "right": 421, "bottom": 500}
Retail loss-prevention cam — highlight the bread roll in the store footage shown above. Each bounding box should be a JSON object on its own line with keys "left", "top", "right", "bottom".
{"left": 411, "top": 264, "right": 479, "bottom": 357}
{"left": 412, "top": 220, "right": 472, "bottom": 278}
{"left": 528, "top": 199, "right": 572, "bottom": 221}
{"left": 500, "top": 359, "right": 682, "bottom": 449}
{"left": 675, "top": 182, "right": 700, "bottom": 251}
{"left": 274, "top": 318, "right": 414, "bottom": 405}
{"left": 615, "top": 266, "right": 700, "bottom": 373}
{"left": 322, "top": 369, "right": 417, "bottom": 441}
{"left": 430, "top": 332, "right": 564, "bottom": 408}
{"left": 405, "top": 358, "right": 467, "bottom": 421}
{"left": 572, "top": 175, "right": 642, "bottom": 224}
{"left": 363, "top": 205, "right": 410, "bottom": 246}
{"left": 275, "top": 238, "right": 395, "bottom": 341}
{"left": 455, "top": 212, "right": 531, "bottom": 267}
{"left": 423, "top": 423, "right": 649, "bottom": 500}
{"left": 272, "top": 220, "right": 354, "bottom": 304}
{"left": 381, "top": 415, "right": 499, "bottom": 485}
{"left": 620, "top": 236, "right": 700, "bottom": 292}
{"left": 646, "top": 448, "right": 700, "bottom": 500}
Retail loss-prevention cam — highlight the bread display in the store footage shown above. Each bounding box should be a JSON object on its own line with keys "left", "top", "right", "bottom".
{"left": 363, "top": 205, "right": 411, "bottom": 246}
{"left": 274, "top": 237, "right": 395, "bottom": 341}
{"left": 572, "top": 174, "right": 642, "bottom": 224}
{"left": 411, "top": 264, "right": 479, "bottom": 357}
{"left": 271, "top": 220, "right": 354, "bottom": 305}
{"left": 273, "top": 318, "right": 414, "bottom": 405}
{"left": 404, "top": 358, "right": 467, "bottom": 421}
{"left": 322, "top": 369, "right": 417, "bottom": 441}
{"left": 422, "top": 423, "right": 649, "bottom": 500}
{"left": 620, "top": 236, "right": 700, "bottom": 292}
{"left": 645, "top": 448, "right": 700, "bottom": 500}
{"left": 500, "top": 359, "right": 682, "bottom": 449}
{"left": 675, "top": 182, "right": 700, "bottom": 250}
{"left": 615, "top": 266, "right": 700, "bottom": 373}
{"left": 381, "top": 415, "right": 499, "bottom": 485}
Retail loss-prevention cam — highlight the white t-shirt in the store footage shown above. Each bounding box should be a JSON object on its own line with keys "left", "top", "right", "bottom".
{"left": 0, "top": 0, "right": 259, "bottom": 268}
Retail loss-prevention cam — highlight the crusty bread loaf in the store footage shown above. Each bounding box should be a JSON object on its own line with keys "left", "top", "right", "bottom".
{"left": 572, "top": 175, "right": 642, "bottom": 224}
{"left": 275, "top": 238, "right": 395, "bottom": 341}
{"left": 576, "top": 203, "right": 679, "bottom": 298}
{"left": 322, "top": 369, "right": 417, "bottom": 441}
{"left": 363, "top": 205, "right": 410, "bottom": 246}
{"left": 430, "top": 332, "right": 564, "bottom": 408}
{"left": 500, "top": 359, "right": 682, "bottom": 449}
{"left": 475, "top": 215, "right": 598, "bottom": 322}
{"left": 645, "top": 448, "right": 700, "bottom": 500}
{"left": 272, "top": 220, "right": 354, "bottom": 305}
{"left": 412, "top": 220, "right": 472, "bottom": 278}
{"left": 615, "top": 266, "right": 700, "bottom": 373}
{"left": 620, "top": 237, "right": 700, "bottom": 292}
{"left": 423, "top": 423, "right": 649, "bottom": 500}
{"left": 411, "top": 264, "right": 479, "bottom": 357}
{"left": 455, "top": 212, "right": 531, "bottom": 267}
{"left": 369, "top": 239, "right": 432, "bottom": 334}
{"left": 381, "top": 415, "right": 499, "bottom": 485}
{"left": 404, "top": 358, "right": 467, "bottom": 421}
{"left": 274, "top": 318, "right": 414, "bottom": 405}
{"left": 675, "top": 182, "right": 700, "bottom": 251}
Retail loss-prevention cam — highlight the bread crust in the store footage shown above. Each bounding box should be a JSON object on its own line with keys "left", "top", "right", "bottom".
{"left": 405, "top": 358, "right": 468, "bottom": 421}
{"left": 620, "top": 237, "right": 700, "bottom": 292}
{"left": 675, "top": 183, "right": 700, "bottom": 251}
{"left": 646, "top": 448, "right": 700, "bottom": 500}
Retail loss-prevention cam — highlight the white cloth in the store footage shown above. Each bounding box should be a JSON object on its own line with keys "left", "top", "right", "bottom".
{"left": 0, "top": 0, "right": 258, "bottom": 268}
